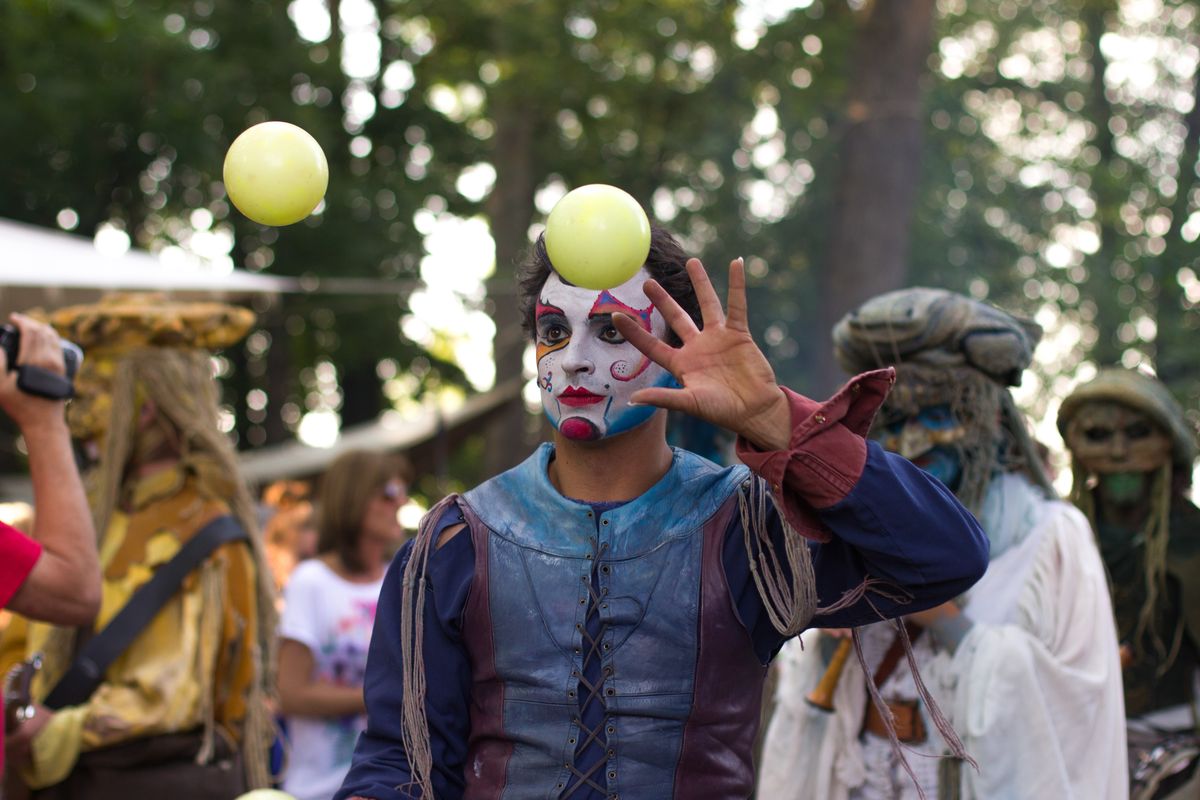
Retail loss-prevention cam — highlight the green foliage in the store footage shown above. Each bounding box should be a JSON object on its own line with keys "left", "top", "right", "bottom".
{"left": 1, "top": 0, "right": 1197, "bottom": 460}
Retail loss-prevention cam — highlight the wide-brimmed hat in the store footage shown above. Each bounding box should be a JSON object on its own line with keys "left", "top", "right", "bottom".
{"left": 47, "top": 293, "right": 254, "bottom": 355}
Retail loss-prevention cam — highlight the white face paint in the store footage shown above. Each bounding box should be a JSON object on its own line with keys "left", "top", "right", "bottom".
{"left": 535, "top": 269, "right": 675, "bottom": 441}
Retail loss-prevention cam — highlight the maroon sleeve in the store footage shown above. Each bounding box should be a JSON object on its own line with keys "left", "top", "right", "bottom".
{"left": 734, "top": 368, "right": 895, "bottom": 543}
{"left": 0, "top": 520, "right": 42, "bottom": 608}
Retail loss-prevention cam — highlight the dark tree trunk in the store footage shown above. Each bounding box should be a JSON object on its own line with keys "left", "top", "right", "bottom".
{"left": 1082, "top": 1, "right": 1125, "bottom": 367}
{"left": 264, "top": 312, "right": 293, "bottom": 446}
{"left": 482, "top": 90, "right": 539, "bottom": 477}
{"left": 340, "top": 363, "right": 382, "bottom": 429}
{"left": 812, "top": 0, "right": 937, "bottom": 394}
{"left": 1153, "top": 63, "right": 1200, "bottom": 388}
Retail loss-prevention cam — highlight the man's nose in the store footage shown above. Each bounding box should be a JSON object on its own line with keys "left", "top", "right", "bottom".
{"left": 560, "top": 340, "right": 594, "bottom": 376}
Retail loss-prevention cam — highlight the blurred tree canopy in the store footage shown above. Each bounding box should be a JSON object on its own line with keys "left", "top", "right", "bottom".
{"left": 1, "top": 0, "right": 1197, "bottom": 475}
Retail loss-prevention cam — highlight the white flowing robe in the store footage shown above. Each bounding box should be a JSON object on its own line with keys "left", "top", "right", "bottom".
{"left": 759, "top": 473, "right": 1127, "bottom": 800}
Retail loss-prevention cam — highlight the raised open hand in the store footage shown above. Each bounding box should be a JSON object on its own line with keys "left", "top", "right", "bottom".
{"left": 611, "top": 257, "right": 791, "bottom": 451}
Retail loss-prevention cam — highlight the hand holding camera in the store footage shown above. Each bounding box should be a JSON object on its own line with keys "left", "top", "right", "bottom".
{"left": 0, "top": 314, "right": 83, "bottom": 429}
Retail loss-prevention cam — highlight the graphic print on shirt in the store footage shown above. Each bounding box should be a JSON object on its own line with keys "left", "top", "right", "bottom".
{"left": 318, "top": 597, "right": 378, "bottom": 764}
{"left": 536, "top": 269, "right": 676, "bottom": 441}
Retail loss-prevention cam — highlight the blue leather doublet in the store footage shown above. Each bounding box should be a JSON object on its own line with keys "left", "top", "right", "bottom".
{"left": 461, "top": 443, "right": 749, "bottom": 798}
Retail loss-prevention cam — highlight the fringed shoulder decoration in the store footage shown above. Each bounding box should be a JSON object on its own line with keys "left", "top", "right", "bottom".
{"left": 739, "top": 477, "right": 818, "bottom": 637}
{"left": 398, "top": 494, "right": 462, "bottom": 798}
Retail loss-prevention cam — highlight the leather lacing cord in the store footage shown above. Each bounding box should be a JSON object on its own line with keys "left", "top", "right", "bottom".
{"left": 560, "top": 540, "right": 613, "bottom": 799}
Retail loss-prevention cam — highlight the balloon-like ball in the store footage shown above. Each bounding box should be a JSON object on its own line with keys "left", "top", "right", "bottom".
{"left": 223, "top": 122, "right": 329, "bottom": 227}
{"left": 544, "top": 184, "right": 651, "bottom": 291}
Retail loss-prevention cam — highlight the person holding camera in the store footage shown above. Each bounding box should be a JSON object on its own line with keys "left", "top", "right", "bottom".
{"left": 0, "top": 312, "right": 100, "bottom": 774}
{"left": 0, "top": 312, "right": 99, "bottom": 623}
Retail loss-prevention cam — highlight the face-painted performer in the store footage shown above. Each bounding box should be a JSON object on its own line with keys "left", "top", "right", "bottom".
{"left": 761, "top": 288, "right": 1126, "bottom": 800}
{"left": 336, "top": 227, "right": 988, "bottom": 800}
{"left": 0, "top": 294, "right": 276, "bottom": 798}
{"left": 534, "top": 270, "right": 676, "bottom": 441}
{"left": 1058, "top": 369, "right": 1200, "bottom": 795}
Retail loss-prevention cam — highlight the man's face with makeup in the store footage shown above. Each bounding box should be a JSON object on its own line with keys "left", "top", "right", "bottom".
{"left": 535, "top": 269, "right": 674, "bottom": 441}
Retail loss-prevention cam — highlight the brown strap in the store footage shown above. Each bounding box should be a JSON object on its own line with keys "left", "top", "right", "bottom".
{"left": 872, "top": 621, "right": 922, "bottom": 687}
{"left": 863, "top": 698, "right": 927, "bottom": 743}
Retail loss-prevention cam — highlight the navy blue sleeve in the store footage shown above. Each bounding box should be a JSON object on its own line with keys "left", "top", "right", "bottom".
{"left": 336, "top": 505, "right": 475, "bottom": 800}
{"left": 725, "top": 441, "right": 988, "bottom": 663}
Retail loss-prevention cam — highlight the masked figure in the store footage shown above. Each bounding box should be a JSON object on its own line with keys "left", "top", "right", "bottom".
{"left": 761, "top": 288, "right": 1126, "bottom": 799}
{"left": 334, "top": 229, "right": 990, "bottom": 800}
{"left": 0, "top": 294, "right": 275, "bottom": 799}
{"left": 1059, "top": 369, "right": 1200, "bottom": 798}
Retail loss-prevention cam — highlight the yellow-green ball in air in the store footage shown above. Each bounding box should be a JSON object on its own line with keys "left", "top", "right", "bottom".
{"left": 224, "top": 122, "right": 328, "bottom": 227}
{"left": 544, "top": 184, "right": 651, "bottom": 291}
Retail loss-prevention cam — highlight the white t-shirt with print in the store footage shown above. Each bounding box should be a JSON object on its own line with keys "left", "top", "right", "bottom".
{"left": 279, "top": 558, "right": 383, "bottom": 800}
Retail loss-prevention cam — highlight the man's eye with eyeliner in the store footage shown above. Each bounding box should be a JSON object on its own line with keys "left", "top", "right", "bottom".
{"left": 599, "top": 325, "right": 626, "bottom": 344}
{"left": 541, "top": 324, "right": 568, "bottom": 343}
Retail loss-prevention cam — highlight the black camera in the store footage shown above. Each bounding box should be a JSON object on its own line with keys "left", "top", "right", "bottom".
{"left": 0, "top": 324, "right": 84, "bottom": 400}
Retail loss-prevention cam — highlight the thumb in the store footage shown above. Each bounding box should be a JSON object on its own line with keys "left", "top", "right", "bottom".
{"left": 629, "top": 386, "right": 696, "bottom": 415}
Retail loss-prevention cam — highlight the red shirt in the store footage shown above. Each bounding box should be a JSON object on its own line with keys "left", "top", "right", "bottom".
{"left": 0, "top": 519, "right": 42, "bottom": 774}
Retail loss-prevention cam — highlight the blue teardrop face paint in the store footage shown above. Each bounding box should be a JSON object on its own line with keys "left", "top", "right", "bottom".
{"left": 912, "top": 446, "right": 965, "bottom": 492}
{"left": 535, "top": 270, "right": 674, "bottom": 441}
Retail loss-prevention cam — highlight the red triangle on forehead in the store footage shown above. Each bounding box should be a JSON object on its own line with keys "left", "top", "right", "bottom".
{"left": 588, "top": 290, "right": 654, "bottom": 331}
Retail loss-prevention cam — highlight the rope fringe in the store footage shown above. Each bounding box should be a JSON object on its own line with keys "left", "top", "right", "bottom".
{"left": 739, "top": 479, "right": 819, "bottom": 636}
{"left": 847, "top": 605, "right": 977, "bottom": 800}
{"left": 398, "top": 494, "right": 460, "bottom": 798}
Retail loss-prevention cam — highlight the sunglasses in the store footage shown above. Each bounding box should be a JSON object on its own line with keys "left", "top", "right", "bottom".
{"left": 380, "top": 481, "right": 407, "bottom": 502}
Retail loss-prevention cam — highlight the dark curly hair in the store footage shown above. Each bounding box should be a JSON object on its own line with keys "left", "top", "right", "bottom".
{"left": 518, "top": 224, "right": 702, "bottom": 347}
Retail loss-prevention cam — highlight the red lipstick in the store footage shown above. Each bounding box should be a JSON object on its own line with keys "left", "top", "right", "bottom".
{"left": 558, "top": 386, "right": 604, "bottom": 407}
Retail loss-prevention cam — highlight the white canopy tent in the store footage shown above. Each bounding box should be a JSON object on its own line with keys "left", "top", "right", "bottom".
{"left": 0, "top": 217, "right": 519, "bottom": 494}
{"left": 0, "top": 217, "right": 299, "bottom": 316}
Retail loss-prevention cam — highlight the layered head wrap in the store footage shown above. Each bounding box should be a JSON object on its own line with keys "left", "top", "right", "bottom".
{"left": 44, "top": 293, "right": 277, "bottom": 787}
{"left": 833, "top": 287, "right": 1051, "bottom": 513}
{"left": 1058, "top": 369, "right": 1199, "bottom": 671}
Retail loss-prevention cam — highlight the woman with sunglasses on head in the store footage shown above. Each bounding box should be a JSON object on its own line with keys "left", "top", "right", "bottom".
{"left": 277, "top": 449, "right": 412, "bottom": 800}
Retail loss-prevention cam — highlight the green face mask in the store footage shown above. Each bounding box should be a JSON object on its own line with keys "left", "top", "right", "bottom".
{"left": 1099, "top": 471, "right": 1147, "bottom": 506}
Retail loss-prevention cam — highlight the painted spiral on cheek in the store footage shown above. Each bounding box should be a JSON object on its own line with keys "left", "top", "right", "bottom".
{"left": 537, "top": 354, "right": 557, "bottom": 392}
{"left": 610, "top": 357, "right": 650, "bottom": 382}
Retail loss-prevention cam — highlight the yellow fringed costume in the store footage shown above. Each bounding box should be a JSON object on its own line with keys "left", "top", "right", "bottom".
{"left": 0, "top": 295, "right": 276, "bottom": 795}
